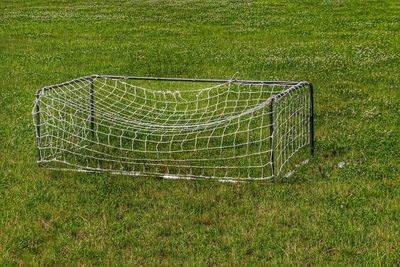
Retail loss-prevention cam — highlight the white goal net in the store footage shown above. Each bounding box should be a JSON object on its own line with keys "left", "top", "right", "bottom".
{"left": 33, "top": 75, "right": 313, "bottom": 181}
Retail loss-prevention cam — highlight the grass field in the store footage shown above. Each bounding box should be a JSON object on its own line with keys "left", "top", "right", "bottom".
{"left": 1, "top": 0, "right": 400, "bottom": 265}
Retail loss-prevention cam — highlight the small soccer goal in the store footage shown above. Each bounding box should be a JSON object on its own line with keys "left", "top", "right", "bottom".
{"left": 33, "top": 75, "right": 314, "bottom": 181}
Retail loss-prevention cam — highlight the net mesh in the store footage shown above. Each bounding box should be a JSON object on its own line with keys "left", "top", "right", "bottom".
{"left": 33, "top": 76, "right": 312, "bottom": 181}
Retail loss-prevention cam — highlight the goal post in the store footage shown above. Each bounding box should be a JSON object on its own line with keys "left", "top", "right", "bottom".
{"left": 33, "top": 75, "right": 314, "bottom": 181}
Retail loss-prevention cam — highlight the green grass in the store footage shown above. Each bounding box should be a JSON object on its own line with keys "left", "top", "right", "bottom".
{"left": 1, "top": 0, "right": 399, "bottom": 265}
